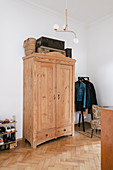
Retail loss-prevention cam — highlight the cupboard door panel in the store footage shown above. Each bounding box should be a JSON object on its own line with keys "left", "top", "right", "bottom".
{"left": 36, "top": 62, "right": 56, "bottom": 131}
{"left": 56, "top": 64, "right": 72, "bottom": 127}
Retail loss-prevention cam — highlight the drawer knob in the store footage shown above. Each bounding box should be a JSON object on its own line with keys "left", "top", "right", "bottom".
{"left": 45, "top": 134, "right": 48, "bottom": 137}
{"left": 64, "top": 129, "right": 66, "bottom": 131}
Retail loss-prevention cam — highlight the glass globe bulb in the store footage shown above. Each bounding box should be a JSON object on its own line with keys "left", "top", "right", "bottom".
{"left": 63, "top": 25, "right": 66, "bottom": 30}
{"left": 53, "top": 24, "right": 59, "bottom": 30}
{"left": 73, "top": 37, "right": 79, "bottom": 44}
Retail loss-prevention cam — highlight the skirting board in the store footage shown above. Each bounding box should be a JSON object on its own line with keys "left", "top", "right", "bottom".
{"left": 75, "top": 122, "right": 90, "bottom": 126}
{"left": 17, "top": 123, "right": 90, "bottom": 142}
{"left": 17, "top": 138, "right": 23, "bottom": 142}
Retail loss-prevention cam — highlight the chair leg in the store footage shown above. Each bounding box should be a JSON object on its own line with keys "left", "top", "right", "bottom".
{"left": 81, "top": 111, "right": 85, "bottom": 132}
{"left": 91, "top": 129, "right": 94, "bottom": 138}
{"left": 91, "top": 110, "right": 93, "bottom": 120}
{"left": 78, "top": 114, "right": 81, "bottom": 127}
{"left": 96, "top": 129, "right": 97, "bottom": 133}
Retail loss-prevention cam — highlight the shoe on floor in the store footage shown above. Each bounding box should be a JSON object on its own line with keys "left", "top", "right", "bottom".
{"left": 2, "top": 119, "right": 10, "bottom": 124}
{"left": 6, "top": 127, "right": 11, "bottom": 133}
{"left": 0, "top": 136, "right": 4, "bottom": 145}
{"left": 0, "top": 127, "right": 6, "bottom": 134}
{"left": 10, "top": 119, "right": 14, "bottom": 123}
{"left": 3, "top": 134, "right": 8, "bottom": 143}
{"left": 11, "top": 126, "right": 15, "bottom": 132}
{"left": 11, "top": 133, "right": 15, "bottom": 141}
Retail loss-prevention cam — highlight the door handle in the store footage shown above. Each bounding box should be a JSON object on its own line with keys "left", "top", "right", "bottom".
{"left": 58, "top": 94, "right": 60, "bottom": 100}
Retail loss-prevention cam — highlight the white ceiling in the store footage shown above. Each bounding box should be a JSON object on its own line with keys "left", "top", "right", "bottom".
{"left": 24, "top": 0, "right": 113, "bottom": 24}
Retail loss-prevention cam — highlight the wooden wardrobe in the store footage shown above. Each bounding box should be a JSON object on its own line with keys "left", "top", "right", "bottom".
{"left": 23, "top": 52, "right": 76, "bottom": 148}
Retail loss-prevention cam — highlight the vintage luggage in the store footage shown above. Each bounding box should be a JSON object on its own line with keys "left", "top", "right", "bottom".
{"left": 37, "top": 46, "right": 65, "bottom": 55}
{"left": 35, "top": 36, "right": 65, "bottom": 51}
{"left": 23, "top": 37, "right": 65, "bottom": 56}
{"left": 23, "top": 38, "right": 36, "bottom": 56}
{"left": 65, "top": 48, "right": 72, "bottom": 58}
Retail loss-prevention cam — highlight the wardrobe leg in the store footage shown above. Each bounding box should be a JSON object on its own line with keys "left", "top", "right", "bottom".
{"left": 91, "top": 129, "right": 94, "bottom": 138}
{"left": 78, "top": 114, "right": 81, "bottom": 127}
{"left": 82, "top": 111, "right": 85, "bottom": 132}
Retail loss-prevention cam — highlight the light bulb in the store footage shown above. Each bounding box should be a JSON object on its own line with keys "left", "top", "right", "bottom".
{"left": 53, "top": 24, "right": 59, "bottom": 30}
{"left": 73, "top": 37, "right": 79, "bottom": 44}
{"left": 63, "top": 25, "right": 66, "bottom": 30}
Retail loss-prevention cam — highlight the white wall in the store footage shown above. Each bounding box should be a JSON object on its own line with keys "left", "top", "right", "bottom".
{"left": 87, "top": 16, "right": 113, "bottom": 106}
{"left": 0, "top": 0, "right": 88, "bottom": 138}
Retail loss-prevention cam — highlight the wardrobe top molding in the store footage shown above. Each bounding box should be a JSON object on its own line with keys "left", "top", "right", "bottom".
{"left": 23, "top": 52, "right": 76, "bottom": 65}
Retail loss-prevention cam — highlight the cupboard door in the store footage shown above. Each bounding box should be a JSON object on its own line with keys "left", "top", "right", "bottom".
{"left": 36, "top": 62, "right": 56, "bottom": 131}
{"left": 56, "top": 64, "right": 72, "bottom": 127}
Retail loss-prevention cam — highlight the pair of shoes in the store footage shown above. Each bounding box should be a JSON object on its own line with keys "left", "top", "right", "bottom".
{"left": 3, "top": 135, "right": 8, "bottom": 143}
{"left": 11, "top": 133, "right": 15, "bottom": 141}
{"left": 6, "top": 127, "right": 11, "bottom": 133}
{"left": 7, "top": 133, "right": 15, "bottom": 142}
{"left": 2, "top": 119, "right": 10, "bottom": 124}
{"left": 6, "top": 126, "right": 15, "bottom": 133}
{"left": 6, "top": 126, "right": 16, "bottom": 142}
{"left": 10, "top": 119, "right": 15, "bottom": 123}
{"left": 11, "top": 126, "right": 15, "bottom": 132}
{"left": 0, "top": 136, "right": 4, "bottom": 145}
{"left": 0, "top": 127, "right": 6, "bottom": 134}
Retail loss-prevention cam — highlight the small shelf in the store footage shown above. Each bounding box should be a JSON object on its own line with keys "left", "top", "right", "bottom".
{"left": 0, "top": 121, "right": 17, "bottom": 126}
{"left": 0, "top": 130, "right": 17, "bottom": 136}
{"left": 0, "top": 116, "right": 17, "bottom": 150}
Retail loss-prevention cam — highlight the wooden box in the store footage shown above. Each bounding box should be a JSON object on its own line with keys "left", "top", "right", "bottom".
{"left": 10, "top": 143, "right": 16, "bottom": 149}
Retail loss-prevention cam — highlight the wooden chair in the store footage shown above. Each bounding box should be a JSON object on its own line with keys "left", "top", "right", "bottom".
{"left": 91, "top": 105, "right": 102, "bottom": 138}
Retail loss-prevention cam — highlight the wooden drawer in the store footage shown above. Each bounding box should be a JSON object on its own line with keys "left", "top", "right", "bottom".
{"left": 35, "top": 129, "right": 55, "bottom": 145}
{"left": 56, "top": 125, "right": 72, "bottom": 137}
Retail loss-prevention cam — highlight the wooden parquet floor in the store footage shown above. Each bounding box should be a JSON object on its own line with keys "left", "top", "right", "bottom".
{"left": 0, "top": 130, "right": 101, "bottom": 170}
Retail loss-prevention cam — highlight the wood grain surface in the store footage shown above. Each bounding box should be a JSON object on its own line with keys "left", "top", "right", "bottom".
{"left": 23, "top": 52, "right": 76, "bottom": 148}
{"left": 101, "top": 108, "right": 113, "bottom": 170}
{"left": 0, "top": 130, "right": 101, "bottom": 170}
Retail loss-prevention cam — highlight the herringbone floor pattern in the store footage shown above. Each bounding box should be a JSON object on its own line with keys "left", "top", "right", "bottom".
{"left": 0, "top": 129, "right": 101, "bottom": 170}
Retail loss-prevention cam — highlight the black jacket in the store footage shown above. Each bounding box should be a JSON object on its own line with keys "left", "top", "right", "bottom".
{"left": 83, "top": 80, "right": 97, "bottom": 109}
{"left": 75, "top": 80, "right": 97, "bottom": 111}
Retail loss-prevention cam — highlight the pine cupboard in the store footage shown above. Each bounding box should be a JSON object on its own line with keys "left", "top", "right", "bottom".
{"left": 23, "top": 52, "right": 76, "bottom": 148}
{"left": 101, "top": 107, "right": 113, "bottom": 170}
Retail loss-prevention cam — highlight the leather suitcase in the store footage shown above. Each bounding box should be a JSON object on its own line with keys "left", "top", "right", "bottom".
{"left": 37, "top": 46, "right": 65, "bottom": 55}
{"left": 35, "top": 37, "right": 65, "bottom": 52}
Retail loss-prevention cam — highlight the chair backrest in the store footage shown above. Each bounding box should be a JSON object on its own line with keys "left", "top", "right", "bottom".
{"left": 92, "top": 105, "right": 102, "bottom": 119}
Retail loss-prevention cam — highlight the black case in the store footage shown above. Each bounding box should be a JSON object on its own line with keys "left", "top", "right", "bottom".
{"left": 35, "top": 36, "right": 65, "bottom": 52}
{"left": 65, "top": 48, "right": 72, "bottom": 58}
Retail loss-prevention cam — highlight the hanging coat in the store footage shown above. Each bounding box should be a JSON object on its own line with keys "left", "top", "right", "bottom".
{"left": 75, "top": 81, "right": 86, "bottom": 111}
{"left": 83, "top": 80, "right": 97, "bottom": 109}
